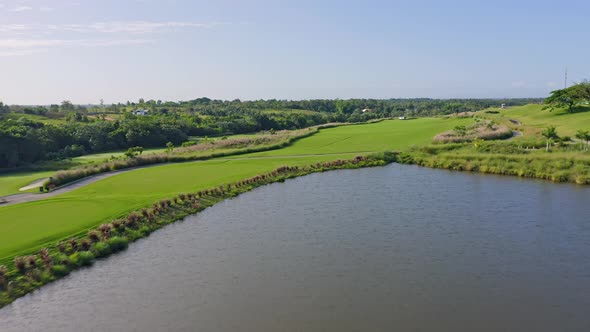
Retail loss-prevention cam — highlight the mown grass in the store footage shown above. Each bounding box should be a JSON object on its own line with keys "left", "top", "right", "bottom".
{"left": 232, "top": 118, "right": 472, "bottom": 158}
{"left": 0, "top": 117, "right": 470, "bottom": 261}
{"left": 481, "top": 104, "right": 590, "bottom": 137}
{"left": 0, "top": 171, "right": 56, "bottom": 197}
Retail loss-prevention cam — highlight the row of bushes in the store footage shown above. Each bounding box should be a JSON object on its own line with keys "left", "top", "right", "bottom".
{"left": 1, "top": 153, "right": 392, "bottom": 308}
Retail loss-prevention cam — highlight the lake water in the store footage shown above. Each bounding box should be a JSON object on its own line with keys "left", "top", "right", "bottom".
{"left": 1, "top": 164, "right": 589, "bottom": 332}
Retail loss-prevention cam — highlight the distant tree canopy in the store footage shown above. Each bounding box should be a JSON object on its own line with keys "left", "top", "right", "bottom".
{"left": 0, "top": 97, "right": 540, "bottom": 168}
{"left": 545, "top": 81, "right": 590, "bottom": 113}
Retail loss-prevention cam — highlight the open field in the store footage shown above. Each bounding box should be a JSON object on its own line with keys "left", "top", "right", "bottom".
{"left": 0, "top": 117, "right": 470, "bottom": 262}
{"left": 481, "top": 104, "right": 590, "bottom": 136}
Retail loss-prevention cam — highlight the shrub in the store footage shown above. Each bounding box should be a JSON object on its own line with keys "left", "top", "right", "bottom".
{"left": 91, "top": 242, "right": 112, "bottom": 258}
{"left": 50, "top": 265, "right": 70, "bottom": 277}
{"left": 27, "top": 255, "right": 37, "bottom": 269}
{"left": 69, "top": 238, "right": 78, "bottom": 252}
{"left": 53, "top": 254, "right": 71, "bottom": 266}
{"left": 39, "top": 248, "right": 52, "bottom": 268}
{"left": 0, "top": 265, "right": 7, "bottom": 290}
{"left": 80, "top": 239, "right": 92, "bottom": 251}
{"left": 99, "top": 224, "right": 112, "bottom": 239}
{"left": 107, "top": 237, "right": 128, "bottom": 252}
{"left": 14, "top": 257, "right": 26, "bottom": 274}
{"left": 77, "top": 251, "right": 95, "bottom": 267}
{"left": 88, "top": 230, "right": 101, "bottom": 242}
{"left": 57, "top": 241, "right": 67, "bottom": 253}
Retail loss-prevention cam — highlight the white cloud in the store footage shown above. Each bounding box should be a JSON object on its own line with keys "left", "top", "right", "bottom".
{"left": 89, "top": 21, "right": 218, "bottom": 33}
{"left": 0, "top": 21, "right": 222, "bottom": 34}
{"left": 0, "top": 38, "right": 152, "bottom": 49}
{"left": 11, "top": 6, "right": 33, "bottom": 12}
{"left": 39, "top": 6, "right": 53, "bottom": 11}
{"left": 0, "top": 20, "right": 218, "bottom": 56}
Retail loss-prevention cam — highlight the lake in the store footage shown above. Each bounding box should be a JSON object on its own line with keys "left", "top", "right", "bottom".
{"left": 1, "top": 164, "right": 589, "bottom": 331}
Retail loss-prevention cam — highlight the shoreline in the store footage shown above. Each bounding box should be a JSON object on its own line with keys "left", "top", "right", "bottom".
{"left": 0, "top": 153, "right": 393, "bottom": 309}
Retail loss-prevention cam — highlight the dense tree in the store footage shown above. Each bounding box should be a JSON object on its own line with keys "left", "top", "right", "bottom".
{"left": 545, "top": 82, "right": 590, "bottom": 113}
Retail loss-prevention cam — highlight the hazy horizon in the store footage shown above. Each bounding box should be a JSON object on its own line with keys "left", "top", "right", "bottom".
{"left": 1, "top": 0, "right": 588, "bottom": 104}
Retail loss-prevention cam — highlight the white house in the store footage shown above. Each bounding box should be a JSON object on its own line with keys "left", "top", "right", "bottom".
{"left": 132, "top": 109, "right": 149, "bottom": 116}
{"left": 361, "top": 108, "right": 372, "bottom": 113}
{"left": 500, "top": 104, "right": 506, "bottom": 109}
{"left": 398, "top": 116, "right": 406, "bottom": 120}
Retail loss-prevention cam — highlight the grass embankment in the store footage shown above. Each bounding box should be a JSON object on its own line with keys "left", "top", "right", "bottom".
{"left": 0, "top": 117, "right": 471, "bottom": 263}
{"left": 398, "top": 138, "right": 590, "bottom": 184}
{"left": 481, "top": 104, "right": 590, "bottom": 137}
{"left": 0, "top": 154, "right": 395, "bottom": 308}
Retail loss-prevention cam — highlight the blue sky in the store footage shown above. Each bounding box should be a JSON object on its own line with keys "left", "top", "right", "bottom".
{"left": 0, "top": 0, "right": 589, "bottom": 104}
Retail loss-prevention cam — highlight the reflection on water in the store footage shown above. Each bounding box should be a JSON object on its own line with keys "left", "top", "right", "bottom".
{"left": 1, "top": 164, "right": 589, "bottom": 332}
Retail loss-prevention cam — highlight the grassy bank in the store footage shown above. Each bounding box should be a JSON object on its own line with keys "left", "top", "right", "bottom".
{"left": 0, "top": 154, "right": 394, "bottom": 308}
{"left": 396, "top": 139, "right": 590, "bottom": 184}
{"left": 480, "top": 104, "right": 590, "bottom": 137}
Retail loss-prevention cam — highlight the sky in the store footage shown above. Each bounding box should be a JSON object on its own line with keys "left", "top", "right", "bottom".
{"left": 0, "top": 0, "right": 589, "bottom": 104}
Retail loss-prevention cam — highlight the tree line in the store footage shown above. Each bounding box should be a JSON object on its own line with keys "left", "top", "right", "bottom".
{"left": 0, "top": 98, "right": 539, "bottom": 169}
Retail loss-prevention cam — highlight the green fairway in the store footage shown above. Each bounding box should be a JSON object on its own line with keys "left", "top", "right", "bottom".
{"left": 233, "top": 118, "right": 471, "bottom": 158}
{"left": 484, "top": 104, "right": 590, "bottom": 136}
{"left": 0, "top": 117, "right": 470, "bottom": 261}
{"left": 0, "top": 171, "right": 56, "bottom": 197}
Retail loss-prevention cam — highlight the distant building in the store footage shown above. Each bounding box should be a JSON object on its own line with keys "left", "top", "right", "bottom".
{"left": 361, "top": 108, "right": 372, "bottom": 113}
{"left": 398, "top": 116, "right": 406, "bottom": 120}
{"left": 132, "top": 109, "right": 149, "bottom": 116}
{"left": 500, "top": 104, "right": 506, "bottom": 109}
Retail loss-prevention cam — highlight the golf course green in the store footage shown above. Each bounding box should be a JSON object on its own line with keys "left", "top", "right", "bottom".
{"left": 0, "top": 118, "right": 470, "bottom": 262}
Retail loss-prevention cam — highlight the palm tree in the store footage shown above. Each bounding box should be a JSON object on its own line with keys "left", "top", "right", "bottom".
{"left": 575, "top": 130, "right": 589, "bottom": 151}
{"left": 541, "top": 126, "right": 558, "bottom": 152}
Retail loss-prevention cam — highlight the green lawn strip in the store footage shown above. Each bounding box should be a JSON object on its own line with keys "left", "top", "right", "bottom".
{"left": 228, "top": 118, "right": 472, "bottom": 158}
